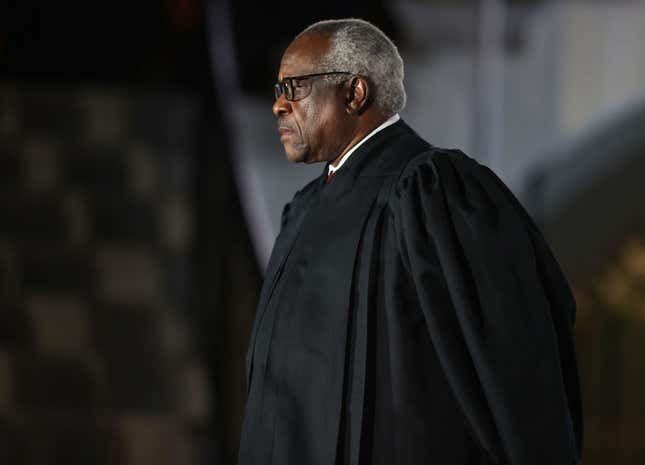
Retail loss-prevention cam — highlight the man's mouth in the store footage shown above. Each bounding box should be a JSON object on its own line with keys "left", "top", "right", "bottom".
{"left": 278, "top": 126, "right": 294, "bottom": 142}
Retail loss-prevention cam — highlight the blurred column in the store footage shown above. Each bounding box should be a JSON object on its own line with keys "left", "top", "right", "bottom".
{"left": 205, "top": 0, "right": 275, "bottom": 269}
{"left": 476, "top": 0, "right": 506, "bottom": 172}
{"left": 201, "top": 2, "right": 263, "bottom": 464}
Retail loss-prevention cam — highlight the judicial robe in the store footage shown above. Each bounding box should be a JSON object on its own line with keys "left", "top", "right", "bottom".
{"left": 238, "top": 120, "right": 583, "bottom": 465}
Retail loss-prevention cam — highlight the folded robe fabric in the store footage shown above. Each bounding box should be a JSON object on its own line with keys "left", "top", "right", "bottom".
{"left": 391, "top": 152, "right": 582, "bottom": 465}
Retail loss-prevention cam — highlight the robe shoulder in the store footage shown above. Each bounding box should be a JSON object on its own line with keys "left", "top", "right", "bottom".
{"left": 393, "top": 146, "right": 505, "bottom": 203}
{"left": 390, "top": 146, "right": 556, "bottom": 270}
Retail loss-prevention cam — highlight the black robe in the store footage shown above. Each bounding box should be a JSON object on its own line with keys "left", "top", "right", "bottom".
{"left": 238, "top": 120, "right": 582, "bottom": 465}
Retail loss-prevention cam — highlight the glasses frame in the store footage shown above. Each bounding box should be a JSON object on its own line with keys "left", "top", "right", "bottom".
{"left": 274, "top": 71, "right": 352, "bottom": 102}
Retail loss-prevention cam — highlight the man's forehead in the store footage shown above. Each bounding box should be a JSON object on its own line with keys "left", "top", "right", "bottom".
{"left": 278, "top": 32, "right": 330, "bottom": 80}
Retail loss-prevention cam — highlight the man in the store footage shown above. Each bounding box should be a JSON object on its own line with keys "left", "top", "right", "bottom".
{"left": 239, "top": 18, "right": 582, "bottom": 465}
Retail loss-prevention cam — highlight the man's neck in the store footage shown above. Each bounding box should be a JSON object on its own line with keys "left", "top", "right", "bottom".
{"left": 329, "top": 113, "right": 400, "bottom": 172}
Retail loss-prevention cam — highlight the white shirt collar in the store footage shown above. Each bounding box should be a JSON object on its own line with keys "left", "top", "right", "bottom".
{"left": 328, "top": 113, "right": 400, "bottom": 174}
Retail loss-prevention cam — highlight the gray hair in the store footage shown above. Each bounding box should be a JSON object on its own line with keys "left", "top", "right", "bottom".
{"left": 298, "top": 18, "right": 406, "bottom": 116}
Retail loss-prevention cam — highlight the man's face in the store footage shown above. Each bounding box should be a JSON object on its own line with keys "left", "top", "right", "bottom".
{"left": 272, "top": 33, "right": 353, "bottom": 164}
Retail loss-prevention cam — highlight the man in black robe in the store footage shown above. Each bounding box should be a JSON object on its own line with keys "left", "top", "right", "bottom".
{"left": 239, "top": 18, "right": 583, "bottom": 465}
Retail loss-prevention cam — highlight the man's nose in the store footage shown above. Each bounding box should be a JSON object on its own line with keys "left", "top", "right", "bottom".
{"left": 272, "top": 95, "right": 292, "bottom": 117}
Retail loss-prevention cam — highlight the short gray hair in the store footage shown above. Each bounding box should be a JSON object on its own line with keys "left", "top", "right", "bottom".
{"left": 298, "top": 18, "right": 406, "bottom": 116}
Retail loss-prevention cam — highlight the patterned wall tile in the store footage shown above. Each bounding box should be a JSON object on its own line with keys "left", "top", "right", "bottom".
{"left": 160, "top": 194, "right": 192, "bottom": 252}
{"left": 78, "top": 90, "right": 130, "bottom": 148}
{"left": 174, "top": 362, "right": 212, "bottom": 422}
{"left": 120, "top": 414, "right": 178, "bottom": 465}
{"left": 127, "top": 142, "right": 160, "bottom": 200}
{"left": 92, "top": 304, "right": 170, "bottom": 411}
{"left": 95, "top": 243, "right": 163, "bottom": 304}
{"left": 22, "top": 135, "right": 62, "bottom": 196}
{"left": 63, "top": 190, "right": 91, "bottom": 247}
{"left": 26, "top": 293, "right": 91, "bottom": 356}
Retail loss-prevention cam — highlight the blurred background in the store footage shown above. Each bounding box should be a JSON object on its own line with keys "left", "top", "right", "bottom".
{"left": 0, "top": 0, "right": 644, "bottom": 464}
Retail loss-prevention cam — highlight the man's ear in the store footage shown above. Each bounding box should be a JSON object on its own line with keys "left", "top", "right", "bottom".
{"left": 346, "top": 76, "right": 369, "bottom": 115}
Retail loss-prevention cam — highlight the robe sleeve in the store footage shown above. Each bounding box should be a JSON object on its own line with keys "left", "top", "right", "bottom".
{"left": 389, "top": 149, "right": 583, "bottom": 465}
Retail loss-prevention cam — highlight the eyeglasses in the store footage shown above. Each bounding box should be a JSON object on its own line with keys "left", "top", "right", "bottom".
{"left": 274, "top": 71, "right": 351, "bottom": 101}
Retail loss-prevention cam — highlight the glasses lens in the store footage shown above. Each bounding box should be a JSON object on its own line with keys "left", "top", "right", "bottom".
{"left": 291, "top": 80, "right": 311, "bottom": 101}
{"left": 274, "top": 80, "right": 295, "bottom": 101}
{"left": 284, "top": 80, "right": 294, "bottom": 100}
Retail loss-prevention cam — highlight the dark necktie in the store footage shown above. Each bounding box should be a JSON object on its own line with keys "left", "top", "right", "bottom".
{"left": 326, "top": 170, "right": 335, "bottom": 183}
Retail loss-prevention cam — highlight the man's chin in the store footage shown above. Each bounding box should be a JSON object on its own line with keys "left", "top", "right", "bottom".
{"left": 283, "top": 145, "right": 308, "bottom": 164}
